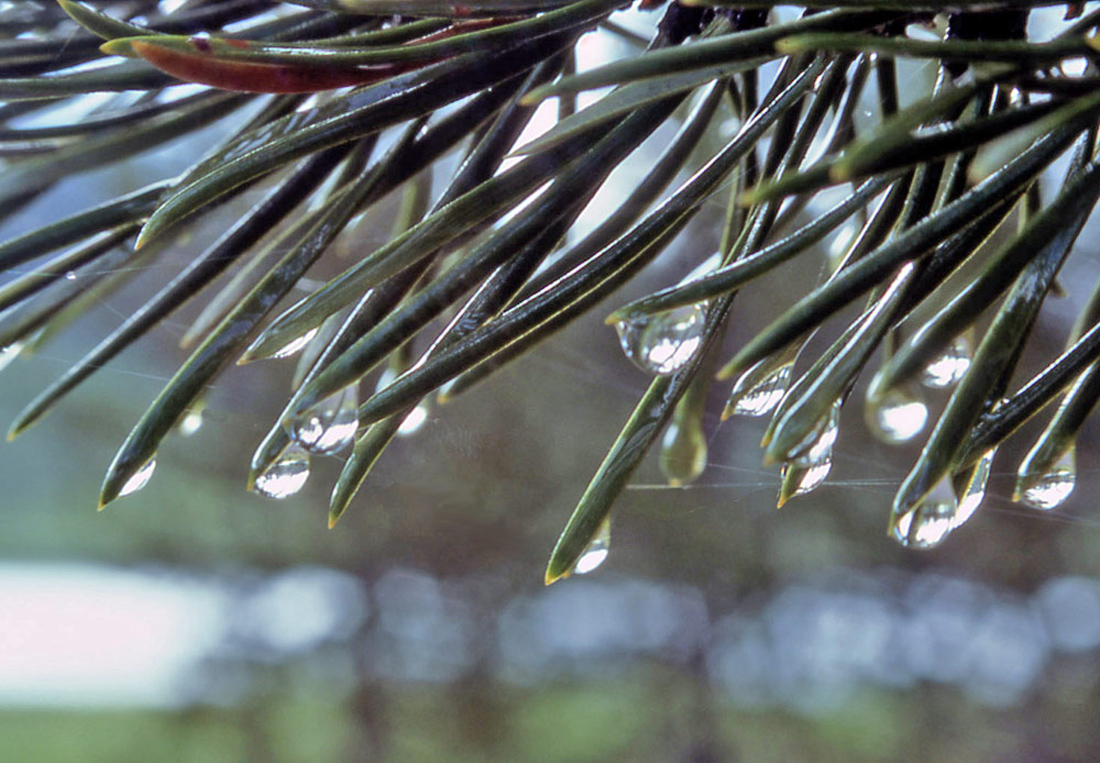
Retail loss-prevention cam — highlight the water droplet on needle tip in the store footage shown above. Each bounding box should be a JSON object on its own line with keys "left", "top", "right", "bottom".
{"left": 288, "top": 384, "right": 359, "bottom": 455}
{"left": 1016, "top": 447, "right": 1076, "bottom": 510}
{"left": 571, "top": 518, "right": 611, "bottom": 576}
{"left": 118, "top": 456, "right": 157, "bottom": 498}
{"left": 253, "top": 444, "right": 310, "bottom": 499}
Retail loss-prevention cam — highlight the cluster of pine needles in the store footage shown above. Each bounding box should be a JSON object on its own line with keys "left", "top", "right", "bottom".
{"left": 2, "top": 0, "right": 1100, "bottom": 582}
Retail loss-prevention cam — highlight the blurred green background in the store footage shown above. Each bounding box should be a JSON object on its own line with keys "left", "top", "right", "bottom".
{"left": 3, "top": 26, "right": 1100, "bottom": 762}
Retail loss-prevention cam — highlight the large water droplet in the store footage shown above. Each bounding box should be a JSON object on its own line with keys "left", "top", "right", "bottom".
{"left": 119, "top": 456, "right": 157, "bottom": 498}
{"left": 866, "top": 386, "right": 928, "bottom": 444}
{"left": 790, "top": 400, "right": 841, "bottom": 466}
{"left": 921, "top": 334, "right": 972, "bottom": 389}
{"left": 1017, "top": 447, "right": 1076, "bottom": 510}
{"left": 890, "top": 476, "right": 957, "bottom": 549}
{"left": 289, "top": 384, "right": 359, "bottom": 454}
{"left": 725, "top": 359, "right": 792, "bottom": 418}
{"left": 571, "top": 517, "right": 611, "bottom": 575}
{"left": 253, "top": 444, "right": 311, "bottom": 499}
{"left": 614, "top": 304, "right": 707, "bottom": 375}
{"left": 953, "top": 447, "right": 995, "bottom": 529}
{"left": 268, "top": 327, "right": 320, "bottom": 360}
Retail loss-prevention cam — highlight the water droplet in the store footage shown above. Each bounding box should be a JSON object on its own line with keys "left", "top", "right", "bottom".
{"left": 268, "top": 328, "right": 320, "bottom": 360}
{"left": 177, "top": 408, "right": 204, "bottom": 437}
{"left": 725, "top": 359, "right": 792, "bottom": 418}
{"left": 779, "top": 455, "right": 833, "bottom": 502}
{"left": 289, "top": 384, "right": 358, "bottom": 454}
{"left": 64, "top": 271, "right": 76, "bottom": 281}
{"left": 376, "top": 367, "right": 428, "bottom": 437}
{"left": 571, "top": 517, "right": 610, "bottom": 575}
{"left": 890, "top": 475, "right": 957, "bottom": 549}
{"left": 777, "top": 402, "right": 839, "bottom": 505}
{"left": 1017, "top": 447, "right": 1076, "bottom": 510}
{"left": 921, "top": 334, "right": 971, "bottom": 389}
{"left": 614, "top": 304, "right": 707, "bottom": 375}
{"left": 397, "top": 405, "right": 429, "bottom": 437}
{"left": 253, "top": 444, "right": 310, "bottom": 499}
{"left": 790, "top": 400, "right": 841, "bottom": 466}
{"left": 866, "top": 386, "right": 927, "bottom": 444}
{"left": 660, "top": 420, "right": 707, "bottom": 487}
{"left": 953, "top": 447, "right": 995, "bottom": 528}
{"left": 119, "top": 456, "right": 157, "bottom": 497}
{"left": 0, "top": 342, "right": 25, "bottom": 373}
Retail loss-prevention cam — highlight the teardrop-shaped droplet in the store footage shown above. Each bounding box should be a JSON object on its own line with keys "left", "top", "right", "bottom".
{"left": 952, "top": 447, "right": 995, "bottom": 529}
{"left": 252, "top": 444, "right": 311, "bottom": 499}
{"left": 778, "top": 454, "right": 833, "bottom": 505}
{"left": 614, "top": 304, "right": 707, "bottom": 376}
{"left": 660, "top": 420, "right": 707, "bottom": 487}
{"left": 119, "top": 456, "right": 157, "bottom": 498}
{"left": 289, "top": 384, "right": 359, "bottom": 454}
{"left": 725, "top": 360, "right": 792, "bottom": 418}
{"left": 777, "top": 402, "right": 839, "bottom": 505}
{"left": 0, "top": 342, "right": 25, "bottom": 373}
{"left": 790, "top": 400, "right": 841, "bottom": 466}
{"left": 571, "top": 518, "right": 611, "bottom": 575}
{"left": 268, "top": 327, "right": 320, "bottom": 360}
{"left": 1016, "top": 447, "right": 1076, "bottom": 510}
{"left": 890, "top": 476, "right": 957, "bottom": 549}
{"left": 921, "top": 334, "right": 972, "bottom": 389}
{"left": 866, "top": 385, "right": 928, "bottom": 444}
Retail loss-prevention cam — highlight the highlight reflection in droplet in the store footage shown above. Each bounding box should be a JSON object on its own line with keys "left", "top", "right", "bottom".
{"left": 269, "top": 328, "right": 320, "bottom": 360}
{"left": 921, "top": 334, "right": 972, "bottom": 389}
{"left": 572, "top": 518, "right": 611, "bottom": 575}
{"left": 0, "top": 342, "right": 24, "bottom": 373}
{"left": 397, "top": 405, "right": 429, "bottom": 437}
{"left": 178, "top": 408, "right": 203, "bottom": 437}
{"left": 866, "top": 386, "right": 927, "bottom": 444}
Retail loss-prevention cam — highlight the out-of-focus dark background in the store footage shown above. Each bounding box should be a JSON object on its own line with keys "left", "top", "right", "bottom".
{"left": 4, "top": 16, "right": 1100, "bottom": 762}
